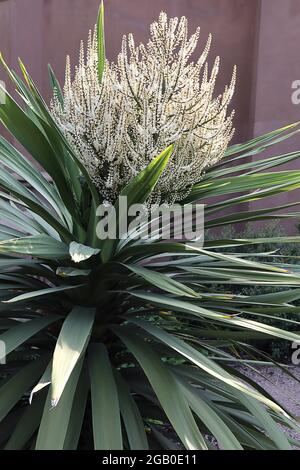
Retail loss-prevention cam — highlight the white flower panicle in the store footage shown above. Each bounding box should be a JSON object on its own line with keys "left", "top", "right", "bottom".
{"left": 51, "top": 12, "right": 236, "bottom": 203}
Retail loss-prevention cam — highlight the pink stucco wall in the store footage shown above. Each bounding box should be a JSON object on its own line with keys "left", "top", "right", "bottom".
{"left": 0, "top": 0, "right": 261, "bottom": 143}
{"left": 0, "top": 0, "right": 300, "bottom": 232}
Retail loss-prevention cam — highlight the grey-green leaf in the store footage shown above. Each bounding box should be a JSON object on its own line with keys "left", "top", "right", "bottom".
{"left": 88, "top": 343, "right": 123, "bottom": 450}
{"left": 69, "top": 241, "right": 100, "bottom": 263}
{"left": 51, "top": 306, "right": 95, "bottom": 406}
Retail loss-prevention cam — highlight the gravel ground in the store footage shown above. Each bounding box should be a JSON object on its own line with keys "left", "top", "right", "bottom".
{"left": 241, "top": 365, "right": 300, "bottom": 416}
{"left": 240, "top": 365, "right": 300, "bottom": 442}
{"left": 160, "top": 365, "right": 300, "bottom": 449}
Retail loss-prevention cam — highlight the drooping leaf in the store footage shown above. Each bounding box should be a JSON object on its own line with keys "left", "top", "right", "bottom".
{"left": 36, "top": 358, "right": 84, "bottom": 450}
{"left": 56, "top": 267, "right": 91, "bottom": 277}
{"left": 0, "top": 355, "right": 49, "bottom": 423}
{"left": 123, "top": 264, "right": 200, "bottom": 298}
{"left": 0, "top": 235, "right": 69, "bottom": 260}
{"left": 0, "top": 315, "right": 60, "bottom": 361}
{"left": 5, "top": 390, "right": 47, "bottom": 450}
{"left": 130, "top": 318, "right": 290, "bottom": 416}
{"left": 88, "top": 343, "right": 123, "bottom": 450}
{"left": 178, "top": 379, "right": 243, "bottom": 450}
{"left": 3, "top": 285, "right": 82, "bottom": 304}
{"left": 69, "top": 241, "right": 100, "bottom": 263}
{"left": 114, "top": 327, "right": 208, "bottom": 450}
{"left": 63, "top": 366, "right": 90, "bottom": 450}
{"left": 114, "top": 370, "right": 148, "bottom": 450}
{"left": 51, "top": 306, "right": 95, "bottom": 406}
{"left": 30, "top": 362, "right": 52, "bottom": 404}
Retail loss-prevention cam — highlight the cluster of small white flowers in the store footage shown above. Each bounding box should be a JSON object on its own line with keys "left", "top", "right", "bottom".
{"left": 51, "top": 12, "right": 236, "bottom": 204}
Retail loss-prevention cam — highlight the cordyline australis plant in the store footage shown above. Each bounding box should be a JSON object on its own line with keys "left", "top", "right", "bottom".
{"left": 0, "top": 2, "right": 300, "bottom": 451}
